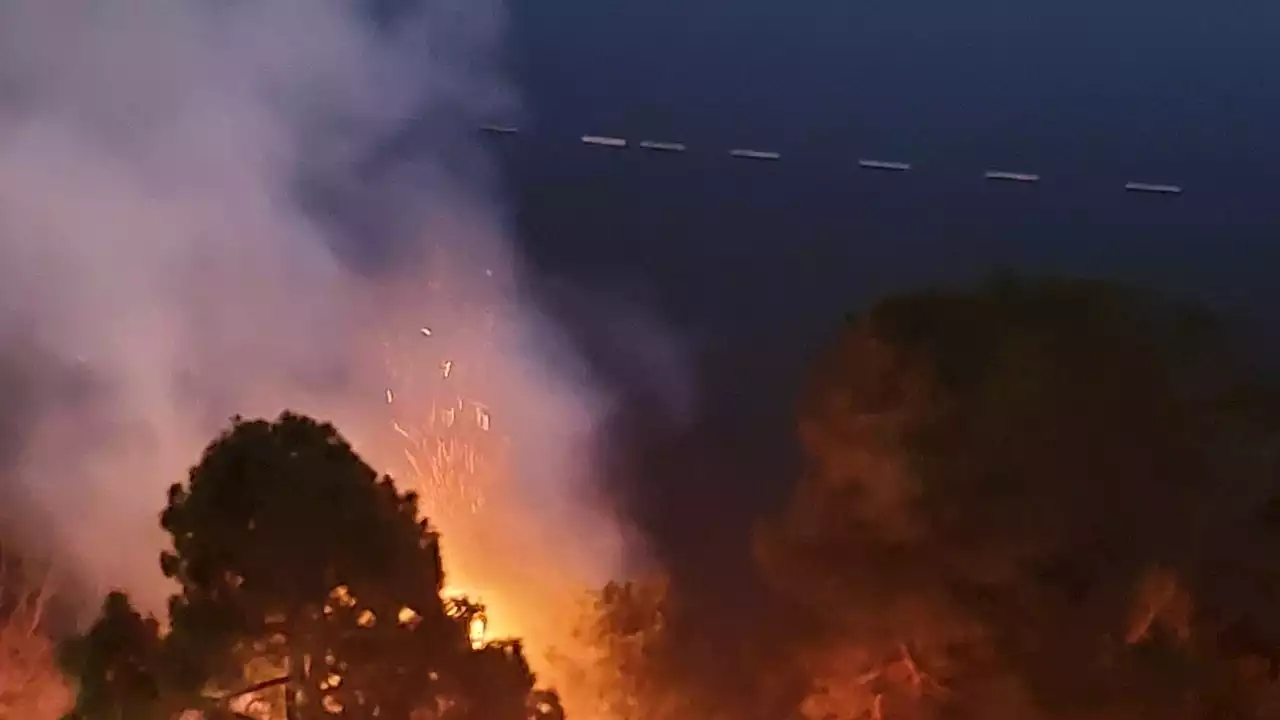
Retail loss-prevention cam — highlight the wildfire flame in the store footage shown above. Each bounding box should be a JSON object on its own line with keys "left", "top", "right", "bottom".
{"left": 380, "top": 315, "right": 504, "bottom": 649}
{"left": 367, "top": 273, "right": 604, "bottom": 720}
{"left": 0, "top": 557, "right": 72, "bottom": 719}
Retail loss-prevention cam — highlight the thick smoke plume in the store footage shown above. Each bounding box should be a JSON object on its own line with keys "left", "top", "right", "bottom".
{"left": 0, "top": 0, "right": 668, "bottom": 692}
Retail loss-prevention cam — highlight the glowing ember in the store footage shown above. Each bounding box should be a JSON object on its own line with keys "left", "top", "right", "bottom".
{"left": 372, "top": 292, "right": 600, "bottom": 718}
{"left": 382, "top": 327, "right": 497, "bottom": 520}
{"left": 381, "top": 318, "right": 507, "bottom": 650}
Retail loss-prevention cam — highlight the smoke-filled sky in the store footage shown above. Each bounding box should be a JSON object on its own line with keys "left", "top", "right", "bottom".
{"left": 0, "top": 0, "right": 694, "bottom": 683}
{"left": 3, "top": 0, "right": 1279, "bottom": 654}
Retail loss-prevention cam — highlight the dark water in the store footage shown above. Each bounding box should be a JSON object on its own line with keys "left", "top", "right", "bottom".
{"left": 492, "top": 0, "right": 1280, "bottom": 563}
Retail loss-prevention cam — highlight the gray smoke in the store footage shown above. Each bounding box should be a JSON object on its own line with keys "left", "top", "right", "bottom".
{"left": 0, "top": 0, "right": 686, "bottom": 681}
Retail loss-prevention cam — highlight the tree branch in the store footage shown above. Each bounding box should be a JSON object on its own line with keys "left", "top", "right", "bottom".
{"left": 216, "top": 674, "right": 291, "bottom": 703}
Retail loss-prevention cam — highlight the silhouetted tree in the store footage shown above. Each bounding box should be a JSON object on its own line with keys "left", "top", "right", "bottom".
{"left": 60, "top": 411, "right": 553, "bottom": 720}
{"left": 561, "top": 573, "right": 806, "bottom": 720}
{"left": 566, "top": 578, "right": 676, "bottom": 720}
{"left": 757, "top": 277, "right": 1280, "bottom": 720}
{"left": 59, "top": 591, "right": 172, "bottom": 719}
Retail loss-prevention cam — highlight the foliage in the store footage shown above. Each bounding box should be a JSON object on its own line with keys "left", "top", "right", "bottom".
{"left": 58, "top": 591, "right": 172, "bottom": 720}
{"left": 566, "top": 578, "right": 674, "bottom": 720}
{"left": 556, "top": 575, "right": 770, "bottom": 720}
{"left": 40, "top": 275, "right": 1280, "bottom": 720}
{"left": 59, "top": 411, "right": 554, "bottom": 720}
{"left": 559, "top": 573, "right": 808, "bottom": 720}
{"left": 757, "top": 277, "right": 1280, "bottom": 720}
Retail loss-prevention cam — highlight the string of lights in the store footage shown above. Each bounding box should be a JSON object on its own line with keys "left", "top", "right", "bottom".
{"left": 478, "top": 125, "right": 1185, "bottom": 196}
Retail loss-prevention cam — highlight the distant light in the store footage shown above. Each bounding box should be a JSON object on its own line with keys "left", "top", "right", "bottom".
{"left": 859, "top": 159, "right": 912, "bottom": 172}
{"left": 729, "top": 148, "right": 781, "bottom": 161}
{"left": 582, "top": 135, "right": 628, "bottom": 148}
{"left": 1125, "top": 182, "right": 1182, "bottom": 195}
{"left": 639, "top": 140, "right": 687, "bottom": 152}
{"left": 984, "top": 170, "right": 1041, "bottom": 183}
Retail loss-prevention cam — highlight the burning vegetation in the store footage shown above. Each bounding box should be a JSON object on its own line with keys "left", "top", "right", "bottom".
{"left": 51, "top": 412, "right": 563, "bottom": 720}
{"left": 6, "top": 276, "right": 1280, "bottom": 720}
{"left": 0, "top": 550, "right": 72, "bottom": 719}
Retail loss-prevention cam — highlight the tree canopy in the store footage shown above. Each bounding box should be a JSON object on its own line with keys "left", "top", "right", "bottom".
{"left": 59, "top": 411, "right": 557, "bottom": 720}
{"left": 756, "top": 277, "right": 1280, "bottom": 720}
{"left": 24, "top": 275, "right": 1280, "bottom": 720}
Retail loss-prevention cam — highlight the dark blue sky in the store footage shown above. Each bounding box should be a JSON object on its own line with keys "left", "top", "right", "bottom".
{"left": 489, "top": 0, "right": 1280, "bottom": 568}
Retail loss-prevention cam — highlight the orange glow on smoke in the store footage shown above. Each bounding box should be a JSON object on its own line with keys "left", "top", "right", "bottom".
{"left": 374, "top": 318, "right": 590, "bottom": 706}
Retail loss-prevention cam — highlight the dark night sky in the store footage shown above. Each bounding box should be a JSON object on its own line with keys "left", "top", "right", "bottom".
{"left": 486, "top": 0, "right": 1280, "bottom": 572}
